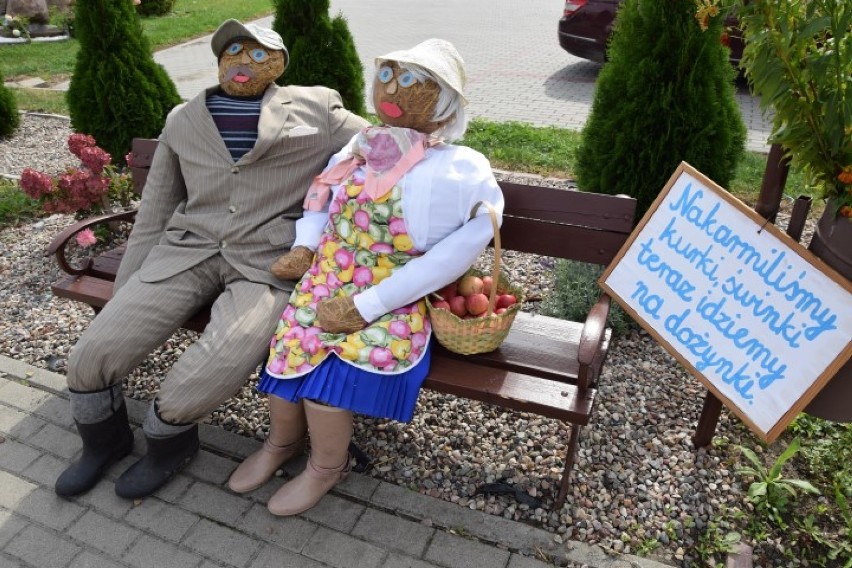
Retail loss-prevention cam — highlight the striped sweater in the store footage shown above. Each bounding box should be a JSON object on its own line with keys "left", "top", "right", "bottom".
{"left": 206, "top": 91, "right": 263, "bottom": 161}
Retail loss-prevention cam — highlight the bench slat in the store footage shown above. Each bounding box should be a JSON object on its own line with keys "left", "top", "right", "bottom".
{"left": 453, "top": 311, "right": 611, "bottom": 384}
{"left": 501, "top": 181, "right": 636, "bottom": 233}
{"left": 52, "top": 275, "right": 113, "bottom": 309}
{"left": 500, "top": 216, "right": 630, "bottom": 264}
{"left": 90, "top": 245, "right": 126, "bottom": 280}
{"left": 424, "top": 355, "right": 596, "bottom": 424}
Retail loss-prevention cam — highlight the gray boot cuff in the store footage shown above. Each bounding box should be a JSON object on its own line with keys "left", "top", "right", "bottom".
{"left": 143, "top": 401, "right": 196, "bottom": 439}
{"left": 69, "top": 384, "right": 124, "bottom": 424}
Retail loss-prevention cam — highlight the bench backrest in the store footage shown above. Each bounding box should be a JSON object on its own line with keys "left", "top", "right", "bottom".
{"left": 129, "top": 138, "right": 637, "bottom": 266}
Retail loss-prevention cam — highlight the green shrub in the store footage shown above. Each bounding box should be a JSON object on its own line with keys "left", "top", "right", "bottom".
{"left": 540, "top": 259, "right": 634, "bottom": 337}
{"left": 0, "top": 70, "right": 20, "bottom": 139}
{"left": 67, "top": 0, "right": 181, "bottom": 163}
{"left": 272, "top": 0, "right": 366, "bottom": 116}
{"left": 135, "top": 0, "right": 176, "bottom": 17}
{"left": 575, "top": 0, "right": 745, "bottom": 218}
{"left": 0, "top": 178, "right": 41, "bottom": 228}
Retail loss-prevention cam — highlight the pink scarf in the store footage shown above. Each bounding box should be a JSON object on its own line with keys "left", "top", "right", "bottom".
{"left": 303, "top": 127, "right": 440, "bottom": 211}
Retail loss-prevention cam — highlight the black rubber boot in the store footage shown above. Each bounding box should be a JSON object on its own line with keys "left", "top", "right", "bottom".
{"left": 114, "top": 425, "right": 199, "bottom": 499}
{"left": 55, "top": 403, "right": 134, "bottom": 498}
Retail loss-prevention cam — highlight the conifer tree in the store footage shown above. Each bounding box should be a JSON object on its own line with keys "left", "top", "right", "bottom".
{"left": 0, "top": 70, "right": 20, "bottom": 139}
{"left": 272, "top": 0, "right": 366, "bottom": 116}
{"left": 67, "top": 0, "right": 181, "bottom": 162}
{"left": 575, "top": 0, "right": 745, "bottom": 218}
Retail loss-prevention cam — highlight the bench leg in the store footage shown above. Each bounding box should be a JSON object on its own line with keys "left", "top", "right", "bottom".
{"left": 555, "top": 423, "right": 581, "bottom": 509}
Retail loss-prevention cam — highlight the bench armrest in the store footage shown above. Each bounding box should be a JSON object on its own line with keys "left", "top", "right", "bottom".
{"left": 577, "top": 293, "right": 611, "bottom": 391}
{"left": 46, "top": 209, "right": 138, "bottom": 275}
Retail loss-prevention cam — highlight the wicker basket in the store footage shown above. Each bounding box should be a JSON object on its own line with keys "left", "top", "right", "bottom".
{"left": 425, "top": 202, "right": 525, "bottom": 355}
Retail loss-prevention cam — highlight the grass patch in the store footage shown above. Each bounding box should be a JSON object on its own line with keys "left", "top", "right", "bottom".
{"left": 728, "top": 150, "right": 810, "bottom": 206}
{"left": 13, "top": 88, "right": 69, "bottom": 115}
{"left": 0, "top": 0, "right": 272, "bottom": 84}
{"left": 0, "top": 179, "right": 42, "bottom": 228}
{"left": 463, "top": 118, "right": 819, "bottom": 208}
{"left": 462, "top": 119, "right": 580, "bottom": 178}
{"left": 140, "top": 0, "right": 273, "bottom": 49}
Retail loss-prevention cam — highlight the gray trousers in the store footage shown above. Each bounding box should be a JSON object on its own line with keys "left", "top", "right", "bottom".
{"left": 67, "top": 255, "right": 290, "bottom": 435}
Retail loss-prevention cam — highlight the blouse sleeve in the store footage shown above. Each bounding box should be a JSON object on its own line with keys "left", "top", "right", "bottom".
{"left": 290, "top": 136, "right": 358, "bottom": 251}
{"left": 353, "top": 148, "right": 504, "bottom": 323}
{"left": 292, "top": 210, "right": 328, "bottom": 250}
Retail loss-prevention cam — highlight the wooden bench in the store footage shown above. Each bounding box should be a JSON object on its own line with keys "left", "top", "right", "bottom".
{"left": 48, "top": 137, "right": 637, "bottom": 508}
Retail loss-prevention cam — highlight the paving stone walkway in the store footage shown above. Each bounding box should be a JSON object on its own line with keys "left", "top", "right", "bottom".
{"left": 0, "top": 355, "right": 674, "bottom": 568}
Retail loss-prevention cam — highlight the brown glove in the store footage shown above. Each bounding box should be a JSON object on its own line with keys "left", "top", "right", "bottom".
{"left": 316, "top": 295, "right": 367, "bottom": 334}
{"left": 271, "top": 246, "right": 315, "bottom": 281}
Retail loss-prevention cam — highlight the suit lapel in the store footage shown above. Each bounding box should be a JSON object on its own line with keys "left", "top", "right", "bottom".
{"left": 239, "top": 85, "right": 292, "bottom": 165}
{"left": 185, "top": 86, "right": 235, "bottom": 164}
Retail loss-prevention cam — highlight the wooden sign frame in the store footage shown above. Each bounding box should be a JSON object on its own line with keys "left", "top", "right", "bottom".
{"left": 598, "top": 162, "right": 852, "bottom": 443}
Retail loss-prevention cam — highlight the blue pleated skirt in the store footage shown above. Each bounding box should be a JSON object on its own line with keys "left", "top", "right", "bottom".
{"left": 257, "top": 342, "right": 432, "bottom": 423}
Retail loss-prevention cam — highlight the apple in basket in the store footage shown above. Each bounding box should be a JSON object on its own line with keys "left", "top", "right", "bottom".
{"left": 432, "top": 275, "right": 517, "bottom": 319}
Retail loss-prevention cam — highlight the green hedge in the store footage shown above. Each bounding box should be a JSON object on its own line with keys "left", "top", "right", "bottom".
{"left": 136, "top": 0, "right": 176, "bottom": 17}
{"left": 67, "top": 0, "right": 181, "bottom": 163}
{"left": 575, "top": 0, "right": 745, "bottom": 218}
{"left": 0, "top": 70, "right": 20, "bottom": 139}
{"left": 272, "top": 0, "right": 366, "bottom": 116}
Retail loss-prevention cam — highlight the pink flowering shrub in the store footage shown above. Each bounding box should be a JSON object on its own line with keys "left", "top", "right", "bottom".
{"left": 20, "top": 133, "right": 135, "bottom": 217}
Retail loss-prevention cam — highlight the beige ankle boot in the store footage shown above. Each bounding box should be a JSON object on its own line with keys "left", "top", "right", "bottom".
{"left": 267, "top": 399, "right": 353, "bottom": 516}
{"left": 228, "top": 397, "right": 306, "bottom": 494}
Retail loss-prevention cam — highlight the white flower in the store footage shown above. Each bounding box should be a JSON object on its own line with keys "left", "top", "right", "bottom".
{"left": 12, "top": 29, "right": 21, "bottom": 38}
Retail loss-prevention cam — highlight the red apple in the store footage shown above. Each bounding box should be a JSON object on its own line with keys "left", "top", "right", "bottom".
{"left": 496, "top": 294, "right": 517, "bottom": 310}
{"left": 494, "top": 307, "right": 507, "bottom": 315}
{"left": 457, "top": 275, "right": 484, "bottom": 296}
{"left": 449, "top": 295, "right": 468, "bottom": 318}
{"left": 438, "top": 282, "right": 458, "bottom": 300}
{"left": 481, "top": 276, "right": 494, "bottom": 296}
{"left": 431, "top": 300, "right": 450, "bottom": 311}
{"left": 465, "top": 293, "right": 489, "bottom": 316}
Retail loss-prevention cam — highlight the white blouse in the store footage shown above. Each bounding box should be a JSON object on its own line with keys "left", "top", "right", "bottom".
{"left": 291, "top": 141, "right": 504, "bottom": 323}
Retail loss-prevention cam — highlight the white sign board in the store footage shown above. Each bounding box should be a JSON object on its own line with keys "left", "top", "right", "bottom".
{"left": 600, "top": 163, "right": 852, "bottom": 442}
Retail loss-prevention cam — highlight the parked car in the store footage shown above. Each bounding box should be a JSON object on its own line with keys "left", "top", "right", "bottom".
{"left": 558, "top": 0, "right": 744, "bottom": 65}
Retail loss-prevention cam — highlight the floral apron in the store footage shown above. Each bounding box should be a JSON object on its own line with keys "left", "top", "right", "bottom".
{"left": 264, "top": 176, "right": 432, "bottom": 379}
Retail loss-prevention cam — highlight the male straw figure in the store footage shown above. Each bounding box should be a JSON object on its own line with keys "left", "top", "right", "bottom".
{"left": 55, "top": 19, "right": 367, "bottom": 499}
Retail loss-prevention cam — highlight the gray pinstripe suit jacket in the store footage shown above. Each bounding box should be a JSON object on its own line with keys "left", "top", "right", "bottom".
{"left": 114, "top": 83, "right": 369, "bottom": 293}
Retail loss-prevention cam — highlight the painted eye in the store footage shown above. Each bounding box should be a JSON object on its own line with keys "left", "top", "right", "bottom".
{"left": 226, "top": 42, "right": 242, "bottom": 55}
{"left": 250, "top": 48, "right": 269, "bottom": 63}
{"left": 398, "top": 72, "right": 416, "bottom": 88}
{"left": 378, "top": 66, "right": 394, "bottom": 83}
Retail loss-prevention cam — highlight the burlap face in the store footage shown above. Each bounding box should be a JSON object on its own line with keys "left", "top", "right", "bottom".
{"left": 218, "top": 39, "right": 285, "bottom": 97}
{"left": 373, "top": 62, "right": 442, "bottom": 133}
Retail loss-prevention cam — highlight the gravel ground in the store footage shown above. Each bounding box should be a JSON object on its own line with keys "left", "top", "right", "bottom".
{"left": 0, "top": 113, "right": 820, "bottom": 566}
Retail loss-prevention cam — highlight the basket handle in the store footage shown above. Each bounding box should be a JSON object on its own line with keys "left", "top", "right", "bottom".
{"left": 469, "top": 201, "right": 501, "bottom": 316}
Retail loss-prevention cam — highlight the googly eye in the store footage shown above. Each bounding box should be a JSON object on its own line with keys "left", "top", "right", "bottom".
{"left": 226, "top": 42, "right": 243, "bottom": 55}
{"left": 250, "top": 48, "right": 269, "bottom": 63}
{"left": 398, "top": 72, "right": 416, "bottom": 88}
{"left": 378, "top": 66, "right": 394, "bottom": 84}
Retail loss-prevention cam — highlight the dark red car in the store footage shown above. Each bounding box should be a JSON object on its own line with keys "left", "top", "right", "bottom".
{"left": 558, "top": 0, "right": 744, "bottom": 65}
